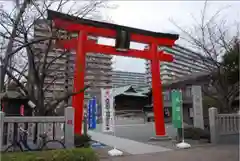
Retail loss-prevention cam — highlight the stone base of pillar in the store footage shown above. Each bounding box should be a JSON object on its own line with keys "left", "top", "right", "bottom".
{"left": 149, "top": 135, "right": 172, "bottom": 141}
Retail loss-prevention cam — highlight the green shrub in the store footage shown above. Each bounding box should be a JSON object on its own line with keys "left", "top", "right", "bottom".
{"left": 184, "top": 127, "right": 210, "bottom": 141}
{"left": 1, "top": 148, "right": 98, "bottom": 161}
{"left": 74, "top": 134, "right": 91, "bottom": 148}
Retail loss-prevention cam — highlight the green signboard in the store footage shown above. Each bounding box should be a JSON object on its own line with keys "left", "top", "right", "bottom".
{"left": 171, "top": 90, "right": 183, "bottom": 128}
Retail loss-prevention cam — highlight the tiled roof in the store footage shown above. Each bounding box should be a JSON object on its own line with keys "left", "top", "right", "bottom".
{"left": 112, "top": 85, "right": 147, "bottom": 97}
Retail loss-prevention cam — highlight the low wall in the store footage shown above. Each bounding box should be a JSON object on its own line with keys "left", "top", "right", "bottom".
{"left": 0, "top": 107, "right": 75, "bottom": 151}
{"left": 209, "top": 107, "right": 239, "bottom": 144}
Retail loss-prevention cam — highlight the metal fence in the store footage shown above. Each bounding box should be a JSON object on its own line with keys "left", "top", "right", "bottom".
{"left": 0, "top": 107, "right": 74, "bottom": 151}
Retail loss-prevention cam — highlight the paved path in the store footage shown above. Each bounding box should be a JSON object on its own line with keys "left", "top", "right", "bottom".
{"left": 93, "top": 123, "right": 178, "bottom": 142}
{"left": 88, "top": 131, "right": 172, "bottom": 155}
{"left": 100, "top": 145, "right": 239, "bottom": 161}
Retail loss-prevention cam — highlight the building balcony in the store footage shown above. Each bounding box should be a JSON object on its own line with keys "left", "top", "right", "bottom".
{"left": 87, "top": 53, "right": 112, "bottom": 59}
{"left": 47, "top": 71, "right": 66, "bottom": 78}
{"left": 47, "top": 65, "right": 67, "bottom": 71}
{"left": 84, "top": 75, "right": 111, "bottom": 81}
{"left": 86, "top": 64, "right": 112, "bottom": 70}
{"left": 44, "top": 84, "right": 67, "bottom": 90}
{"left": 34, "top": 30, "right": 51, "bottom": 37}
{"left": 85, "top": 71, "right": 112, "bottom": 77}
{"left": 33, "top": 43, "right": 49, "bottom": 50}
{"left": 86, "top": 59, "right": 112, "bottom": 65}
{"left": 161, "top": 68, "right": 191, "bottom": 76}
{"left": 44, "top": 82, "right": 73, "bottom": 89}
{"left": 68, "top": 55, "right": 112, "bottom": 63}
{"left": 44, "top": 58, "right": 68, "bottom": 65}
{"left": 44, "top": 79, "right": 65, "bottom": 84}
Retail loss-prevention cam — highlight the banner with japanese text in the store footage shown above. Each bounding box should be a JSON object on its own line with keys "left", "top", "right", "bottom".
{"left": 88, "top": 97, "right": 97, "bottom": 129}
{"left": 171, "top": 90, "right": 183, "bottom": 128}
{"left": 101, "top": 88, "right": 115, "bottom": 132}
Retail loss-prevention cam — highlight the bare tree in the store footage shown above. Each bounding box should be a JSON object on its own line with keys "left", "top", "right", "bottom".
{"left": 171, "top": 1, "right": 239, "bottom": 112}
{"left": 0, "top": 0, "right": 114, "bottom": 115}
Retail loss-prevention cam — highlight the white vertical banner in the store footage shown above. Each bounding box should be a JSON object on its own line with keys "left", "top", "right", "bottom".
{"left": 101, "top": 88, "right": 115, "bottom": 133}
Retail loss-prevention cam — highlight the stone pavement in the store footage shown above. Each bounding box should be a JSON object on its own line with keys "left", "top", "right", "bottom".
{"left": 88, "top": 130, "right": 171, "bottom": 155}
{"left": 100, "top": 144, "right": 239, "bottom": 161}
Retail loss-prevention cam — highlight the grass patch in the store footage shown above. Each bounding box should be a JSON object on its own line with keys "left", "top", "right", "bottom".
{"left": 1, "top": 148, "right": 99, "bottom": 161}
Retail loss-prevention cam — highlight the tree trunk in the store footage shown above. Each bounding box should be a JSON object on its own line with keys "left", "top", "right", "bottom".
{"left": 36, "top": 87, "right": 45, "bottom": 116}
{"left": 0, "top": 0, "right": 29, "bottom": 92}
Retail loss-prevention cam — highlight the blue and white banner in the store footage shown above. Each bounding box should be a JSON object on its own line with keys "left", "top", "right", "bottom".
{"left": 91, "top": 97, "right": 97, "bottom": 129}
{"left": 88, "top": 97, "right": 97, "bottom": 129}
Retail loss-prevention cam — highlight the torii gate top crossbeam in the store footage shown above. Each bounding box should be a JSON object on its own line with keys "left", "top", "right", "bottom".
{"left": 47, "top": 10, "right": 179, "bottom": 45}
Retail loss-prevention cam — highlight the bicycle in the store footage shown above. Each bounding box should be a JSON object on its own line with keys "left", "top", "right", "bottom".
{"left": 4, "top": 127, "right": 65, "bottom": 152}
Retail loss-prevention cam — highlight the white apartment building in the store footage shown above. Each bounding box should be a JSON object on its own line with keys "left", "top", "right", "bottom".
{"left": 111, "top": 70, "right": 147, "bottom": 88}
{"left": 34, "top": 20, "right": 112, "bottom": 105}
{"left": 145, "top": 45, "right": 213, "bottom": 85}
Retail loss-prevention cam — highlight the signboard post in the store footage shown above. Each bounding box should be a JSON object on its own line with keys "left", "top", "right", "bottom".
{"left": 171, "top": 89, "right": 191, "bottom": 149}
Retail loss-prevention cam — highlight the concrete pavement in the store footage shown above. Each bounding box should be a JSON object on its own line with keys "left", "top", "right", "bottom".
{"left": 88, "top": 130, "right": 172, "bottom": 155}
{"left": 100, "top": 145, "right": 239, "bottom": 161}
{"left": 93, "top": 122, "right": 178, "bottom": 142}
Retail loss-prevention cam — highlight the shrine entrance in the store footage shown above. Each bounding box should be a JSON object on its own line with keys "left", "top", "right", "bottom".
{"left": 47, "top": 10, "right": 179, "bottom": 136}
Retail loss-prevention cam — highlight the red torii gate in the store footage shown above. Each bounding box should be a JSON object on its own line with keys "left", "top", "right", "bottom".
{"left": 47, "top": 10, "right": 179, "bottom": 136}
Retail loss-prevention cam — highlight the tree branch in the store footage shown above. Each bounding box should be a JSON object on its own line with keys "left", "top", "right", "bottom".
{"left": 5, "top": 69, "right": 28, "bottom": 95}
{"left": 43, "top": 75, "right": 65, "bottom": 92}
{"left": 45, "top": 84, "right": 91, "bottom": 115}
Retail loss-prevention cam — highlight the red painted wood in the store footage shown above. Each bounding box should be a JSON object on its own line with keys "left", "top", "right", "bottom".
{"left": 53, "top": 18, "right": 175, "bottom": 46}
{"left": 86, "top": 42, "right": 151, "bottom": 59}
{"left": 72, "top": 31, "right": 87, "bottom": 134}
{"left": 55, "top": 38, "right": 77, "bottom": 49}
{"left": 150, "top": 47, "right": 166, "bottom": 136}
{"left": 160, "top": 52, "right": 174, "bottom": 62}
{"left": 55, "top": 39, "right": 174, "bottom": 62}
{"left": 51, "top": 16, "right": 178, "bottom": 136}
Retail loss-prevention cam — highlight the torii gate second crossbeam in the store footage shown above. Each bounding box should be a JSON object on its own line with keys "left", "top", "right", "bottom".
{"left": 47, "top": 10, "right": 179, "bottom": 136}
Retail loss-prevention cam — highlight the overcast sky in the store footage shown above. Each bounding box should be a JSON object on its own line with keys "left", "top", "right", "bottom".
{"left": 1, "top": 1, "right": 239, "bottom": 73}
{"left": 100, "top": 1, "right": 239, "bottom": 73}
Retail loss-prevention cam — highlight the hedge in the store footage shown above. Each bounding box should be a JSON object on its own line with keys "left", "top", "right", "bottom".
{"left": 1, "top": 148, "right": 99, "bottom": 161}
{"left": 184, "top": 127, "right": 210, "bottom": 141}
